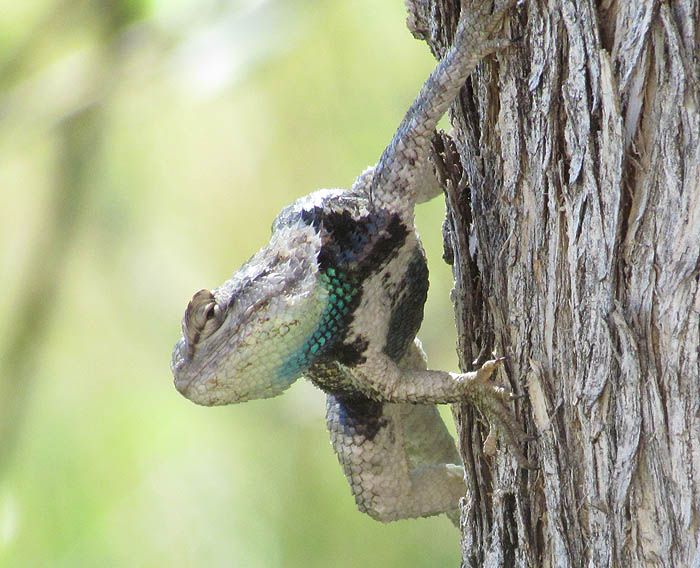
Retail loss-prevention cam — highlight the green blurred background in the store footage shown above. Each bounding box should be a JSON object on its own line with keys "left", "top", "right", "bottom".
{"left": 0, "top": 1, "right": 462, "bottom": 566}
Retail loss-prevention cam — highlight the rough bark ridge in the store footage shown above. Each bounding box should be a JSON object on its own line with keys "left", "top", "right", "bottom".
{"left": 408, "top": 0, "right": 700, "bottom": 566}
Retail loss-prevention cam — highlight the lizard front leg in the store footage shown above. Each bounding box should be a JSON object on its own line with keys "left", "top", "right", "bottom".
{"left": 349, "top": 351, "right": 535, "bottom": 469}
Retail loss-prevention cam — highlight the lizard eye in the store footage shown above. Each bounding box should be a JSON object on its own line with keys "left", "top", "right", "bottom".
{"left": 183, "top": 289, "right": 225, "bottom": 347}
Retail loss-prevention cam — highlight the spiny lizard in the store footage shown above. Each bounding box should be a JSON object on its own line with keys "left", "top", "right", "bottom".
{"left": 171, "top": 0, "right": 532, "bottom": 525}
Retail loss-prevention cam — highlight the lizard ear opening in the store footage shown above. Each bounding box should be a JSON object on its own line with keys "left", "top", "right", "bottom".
{"left": 183, "top": 289, "right": 225, "bottom": 348}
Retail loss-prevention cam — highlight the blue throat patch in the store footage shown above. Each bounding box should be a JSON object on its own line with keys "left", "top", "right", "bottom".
{"left": 278, "top": 267, "right": 359, "bottom": 381}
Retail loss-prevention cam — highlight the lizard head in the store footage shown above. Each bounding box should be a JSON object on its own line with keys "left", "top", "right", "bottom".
{"left": 171, "top": 222, "right": 327, "bottom": 406}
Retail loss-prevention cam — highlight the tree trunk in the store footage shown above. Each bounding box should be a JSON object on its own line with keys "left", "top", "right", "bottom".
{"left": 410, "top": 0, "right": 700, "bottom": 565}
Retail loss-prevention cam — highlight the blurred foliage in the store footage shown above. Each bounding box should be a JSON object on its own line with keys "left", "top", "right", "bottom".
{"left": 0, "top": 0, "right": 462, "bottom": 566}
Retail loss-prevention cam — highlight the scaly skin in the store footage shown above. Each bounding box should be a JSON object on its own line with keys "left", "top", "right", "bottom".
{"left": 171, "top": 0, "right": 532, "bottom": 524}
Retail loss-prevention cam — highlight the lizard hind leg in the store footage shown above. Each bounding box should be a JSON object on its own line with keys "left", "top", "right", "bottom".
{"left": 326, "top": 395, "right": 466, "bottom": 523}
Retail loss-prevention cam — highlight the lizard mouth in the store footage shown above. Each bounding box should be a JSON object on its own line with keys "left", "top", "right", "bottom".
{"left": 171, "top": 338, "right": 197, "bottom": 398}
{"left": 173, "top": 371, "right": 214, "bottom": 405}
{"left": 171, "top": 342, "right": 222, "bottom": 406}
{"left": 173, "top": 373, "right": 193, "bottom": 398}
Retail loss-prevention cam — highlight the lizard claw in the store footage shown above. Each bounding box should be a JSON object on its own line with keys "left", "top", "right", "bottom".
{"left": 463, "top": 357, "right": 537, "bottom": 469}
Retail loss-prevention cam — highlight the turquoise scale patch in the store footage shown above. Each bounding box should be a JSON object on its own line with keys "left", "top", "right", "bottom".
{"left": 278, "top": 269, "right": 359, "bottom": 381}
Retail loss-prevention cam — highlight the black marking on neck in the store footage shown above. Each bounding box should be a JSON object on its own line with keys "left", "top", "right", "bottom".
{"left": 296, "top": 201, "right": 410, "bottom": 386}
{"left": 309, "top": 208, "right": 408, "bottom": 376}
{"left": 316, "top": 210, "right": 408, "bottom": 280}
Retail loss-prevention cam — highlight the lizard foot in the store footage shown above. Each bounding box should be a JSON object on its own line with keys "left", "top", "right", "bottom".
{"left": 462, "top": 357, "right": 537, "bottom": 469}
{"left": 458, "top": 0, "right": 521, "bottom": 57}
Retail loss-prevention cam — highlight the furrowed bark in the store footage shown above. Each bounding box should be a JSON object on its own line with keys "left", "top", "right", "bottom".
{"left": 409, "top": 0, "right": 700, "bottom": 565}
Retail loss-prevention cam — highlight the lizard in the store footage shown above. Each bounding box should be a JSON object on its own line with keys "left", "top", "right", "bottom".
{"left": 171, "top": 0, "right": 532, "bottom": 525}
